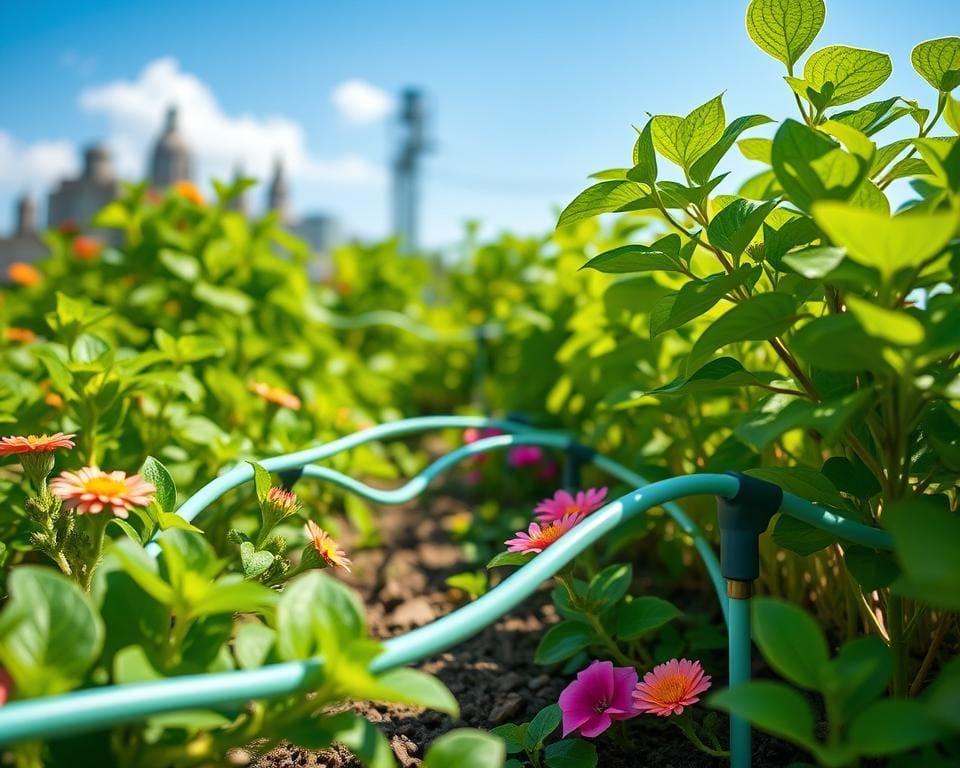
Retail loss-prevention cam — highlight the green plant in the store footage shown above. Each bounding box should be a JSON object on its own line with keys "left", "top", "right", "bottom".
{"left": 491, "top": 704, "right": 597, "bottom": 768}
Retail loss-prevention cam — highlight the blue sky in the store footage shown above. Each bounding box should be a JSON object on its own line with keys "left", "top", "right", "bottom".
{"left": 1, "top": 0, "right": 958, "bottom": 247}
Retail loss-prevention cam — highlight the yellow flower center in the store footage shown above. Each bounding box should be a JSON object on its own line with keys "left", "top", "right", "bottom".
{"left": 650, "top": 673, "right": 688, "bottom": 704}
{"left": 533, "top": 523, "right": 567, "bottom": 547}
{"left": 83, "top": 477, "right": 128, "bottom": 497}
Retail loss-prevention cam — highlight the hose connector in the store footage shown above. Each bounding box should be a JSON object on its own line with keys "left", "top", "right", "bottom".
{"left": 717, "top": 472, "right": 783, "bottom": 590}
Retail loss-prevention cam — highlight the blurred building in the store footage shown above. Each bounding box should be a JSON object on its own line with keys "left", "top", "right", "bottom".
{"left": 0, "top": 194, "right": 45, "bottom": 275}
{"left": 47, "top": 144, "right": 121, "bottom": 230}
{"left": 3, "top": 103, "right": 340, "bottom": 279}
{"left": 392, "top": 88, "right": 430, "bottom": 253}
{"left": 150, "top": 106, "right": 192, "bottom": 186}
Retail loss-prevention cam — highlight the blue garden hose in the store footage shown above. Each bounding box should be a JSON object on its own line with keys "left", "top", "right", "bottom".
{"left": 0, "top": 415, "right": 895, "bottom": 768}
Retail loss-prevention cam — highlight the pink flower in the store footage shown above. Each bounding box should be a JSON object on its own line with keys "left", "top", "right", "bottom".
{"left": 504, "top": 513, "right": 583, "bottom": 554}
{"left": 0, "top": 432, "right": 75, "bottom": 457}
{"left": 559, "top": 660, "right": 639, "bottom": 738}
{"left": 633, "top": 658, "right": 712, "bottom": 717}
{"left": 508, "top": 445, "right": 544, "bottom": 468}
{"left": 534, "top": 487, "right": 608, "bottom": 523}
{"left": 50, "top": 467, "right": 155, "bottom": 518}
{"left": 464, "top": 427, "right": 503, "bottom": 464}
{"left": 0, "top": 668, "right": 12, "bottom": 706}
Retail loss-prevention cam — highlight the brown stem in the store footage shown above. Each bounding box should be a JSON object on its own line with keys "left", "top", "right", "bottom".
{"left": 909, "top": 615, "right": 950, "bottom": 697}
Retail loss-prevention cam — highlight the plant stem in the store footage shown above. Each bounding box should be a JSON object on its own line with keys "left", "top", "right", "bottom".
{"left": 887, "top": 594, "right": 907, "bottom": 696}
{"left": 676, "top": 716, "right": 730, "bottom": 758}
{"left": 909, "top": 615, "right": 950, "bottom": 696}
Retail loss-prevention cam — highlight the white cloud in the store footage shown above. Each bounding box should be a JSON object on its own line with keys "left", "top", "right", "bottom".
{"left": 0, "top": 131, "right": 78, "bottom": 197}
{"left": 331, "top": 79, "right": 395, "bottom": 124}
{"left": 78, "top": 58, "right": 386, "bottom": 188}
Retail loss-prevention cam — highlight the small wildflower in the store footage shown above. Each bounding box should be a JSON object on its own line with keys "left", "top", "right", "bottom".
{"left": 305, "top": 520, "right": 351, "bottom": 571}
{"left": 7, "top": 262, "right": 41, "bottom": 287}
{"left": 0, "top": 433, "right": 75, "bottom": 457}
{"left": 0, "top": 668, "right": 12, "bottom": 707}
{"left": 265, "top": 486, "right": 301, "bottom": 519}
{"left": 504, "top": 513, "right": 583, "bottom": 554}
{"left": 4, "top": 327, "right": 35, "bottom": 343}
{"left": 249, "top": 381, "right": 301, "bottom": 411}
{"left": 535, "top": 487, "right": 608, "bottom": 523}
{"left": 44, "top": 392, "right": 64, "bottom": 409}
{"left": 71, "top": 235, "right": 103, "bottom": 260}
{"left": 559, "top": 660, "right": 639, "bottom": 738}
{"left": 50, "top": 467, "right": 155, "bottom": 518}
{"left": 633, "top": 658, "right": 712, "bottom": 717}
{"left": 508, "top": 444, "right": 544, "bottom": 468}
{"left": 174, "top": 180, "right": 204, "bottom": 205}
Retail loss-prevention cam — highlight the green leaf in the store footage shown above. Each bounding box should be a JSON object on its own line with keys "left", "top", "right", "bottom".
{"left": 843, "top": 545, "right": 899, "bottom": 592}
{"left": 158, "top": 249, "right": 201, "bottom": 281}
{"left": 782, "top": 246, "right": 847, "bottom": 278}
{"left": 745, "top": 0, "right": 825, "bottom": 69}
{"left": 248, "top": 461, "right": 273, "bottom": 504}
{"left": 739, "top": 138, "right": 773, "bottom": 163}
{"left": 735, "top": 390, "right": 871, "bottom": 448}
{"left": 188, "top": 579, "right": 275, "bottom": 619}
{"left": 361, "top": 667, "right": 459, "bottom": 717}
{"left": 544, "top": 738, "right": 598, "bottom": 768}
{"left": 0, "top": 567, "right": 104, "bottom": 697}
{"left": 827, "top": 635, "right": 891, "bottom": 723}
{"left": 849, "top": 699, "right": 943, "bottom": 755}
{"left": 240, "top": 541, "right": 276, "bottom": 580}
{"left": 885, "top": 498, "right": 960, "bottom": 610}
{"left": 773, "top": 515, "right": 836, "bottom": 556}
{"left": 630, "top": 119, "right": 658, "bottom": 186}
{"left": 686, "top": 293, "right": 797, "bottom": 373}
{"left": 524, "top": 704, "right": 562, "bottom": 750}
{"left": 156, "top": 511, "right": 203, "bottom": 533}
{"left": 534, "top": 621, "right": 594, "bottom": 665}
{"left": 617, "top": 596, "right": 682, "bottom": 640}
{"left": 804, "top": 46, "right": 893, "bottom": 107}
{"left": 329, "top": 712, "right": 396, "bottom": 768}
{"left": 792, "top": 314, "right": 887, "bottom": 372}
{"left": 911, "top": 37, "right": 960, "bottom": 92}
{"left": 110, "top": 539, "right": 176, "bottom": 605}
{"left": 772, "top": 120, "right": 869, "bottom": 210}
{"left": 709, "top": 681, "right": 817, "bottom": 750}
{"left": 140, "top": 458, "right": 174, "bottom": 515}
{"left": 586, "top": 563, "right": 633, "bottom": 608}
{"left": 424, "top": 730, "right": 506, "bottom": 768}
{"left": 490, "top": 723, "right": 527, "bottom": 754}
{"left": 690, "top": 114, "right": 773, "bottom": 183}
{"left": 276, "top": 572, "right": 369, "bottom": 662}
{"left": 640, "top": 358, "right": 781, "bottom": 399}
{"left": 650, "top": 266, "right": 762, "bottom": 337}
{"left": 812, "top": 202, "right": 956, "bottom": 282}
{"left": 747, "top": 465, "right": 848, "bottom": 510}
{"left": 580, "top": 235, "right": 683, "bottom": 274}
{"left": 821, "top": 456, "right": 881, "bottom": 500}
{"left": 557, "top": 181, "right": 654, "bottom": 228}
{"left": 926, "top": 656, "right": 960, "bottom": 731}
{"left": 487, "top": 551, "right": 534, "bottom": 569}
{"left": 844, "top": 295, "right": 925, "bottom": 346}
{"left": 752, "top": 598, "right": 829, "bottom": 690}
{"left": 234, "top": 621, "right": 276, "bottom": 670}
{"left": 191, "top": 282, "right": 253, "bottom": 314}
{"left": 708, "top": 198, "right": 779, "bottom": 258}
{"left": 651, "top": 94, "right": 726, "bottom": 172}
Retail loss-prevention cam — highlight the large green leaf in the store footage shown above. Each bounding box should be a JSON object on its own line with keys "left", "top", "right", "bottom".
{"left": 911, "top": 37, "right": 960, "bottom": 92}
{"left": 649, "top": 266, "right": 761, "bottom": 337}
{"left": 557, "top": 181, "right": 654, "bottom": 228}
{"left": 686, "top": 293, "right": 797, "bottom": 373}
{"left": 579, "top": 235, "right": 684, "bottom": 274}
{"left": 639, "top": 358, "right": 781, "bottom": 399}
{"left": 708, "top": 198, "right": 780, "bottom": 258}
{"left": 544, "top": 739, "right": 598, "bottom": 768}
{"left": 140, "top": 456, "right": 176, "bottom": 515}
{"left": 804, "top": 46, "right": 893, "bottom": 107}
{"left": 424, "top": 730, "right": 506, "bottom": 768}
{"left": 885, "top": 499, "right": 960, "bottom": 610}
{"left": 630, "top": 119, "right": 658, "bottom": 186}
{"left": 773, "top": 514, "right": 836, "bottom": 556}
{"left": 276, "top": 572, "right": 369, "bottom": 662}
{"left": 752, "top": 598, "right": 829, "bottom": 690}
{"left": 792, "top": 313, "right": 887, "bottom": 372}
{"left": 849, "top": 699, "right": 943, "bottom": 756}
{"left": 534, "top": 621, "right": 593, "bottom": 665}
{"left": 844, "top": 295, "right": 925, "bottom": 346}
{"left": 0, "top": 567, "right": 104, "bottom": 697}
{"left": 745, "top": 0, "right": 825, "bottom": 69}
{"left": 651, "top": 94, "right": 726, "bottom": 171}
{"left": 827, "top": 635, "right": 891, "bottom": 723}
{"left": 772, "top": 120, "right": 869, "bottom": 210}
{"left": 353, "top": 667, "right": 459, "bottom": 717}
{"left": 616, "top": 596, "right": 682, "bottom": 640}
{"left": 812, "top": 202, "right": 956, "bottom": 282}
{"left": 709, "top": 681, "right": 817, "bottom": 750}
{"left": 735, "top": 390, "right": 871, "bottom": 448}
{"left": 690, "top": 114, "right": 773, "bottom": 183}
{"left": 523, "top": 704, "right": 562, "bottom": 750}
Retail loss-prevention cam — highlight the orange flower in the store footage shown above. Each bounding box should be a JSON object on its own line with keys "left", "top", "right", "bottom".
{"left": 305, "top": 520, "right": 351, "bottom": 571}
{"left": 7, "top": 262, "right": 41, "bottom": 287}
{"left": 4, "top": 327, "right": 35, "bottom": 343}
{"left": 0, "top": 433, "right": 75, "bottom": 457}
{"left": 50, "top": 466, "right": 155, "bottom": 518}
{"left": 174, "top": 181, "right": 204, "bottom": 206}
{"left": 633, "top": 658, "right": 712, "bottom": 717}
{"left": 249, "top": 381, "right": 301, "bottom": 411}
{"left": 44, "top": 392, "right": 64, "bottom": 409}
{"left": 72, "top": 235, "right": 103, "bottom": 260}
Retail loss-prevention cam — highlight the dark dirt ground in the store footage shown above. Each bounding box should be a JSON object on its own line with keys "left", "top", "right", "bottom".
{"left": 248, "top": 491, "right": 810, "bottom": 768}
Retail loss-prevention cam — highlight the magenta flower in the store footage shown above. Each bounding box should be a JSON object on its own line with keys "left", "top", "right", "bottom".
{"left": 464, "top": 427, "right": 502, "bottom": 464}
{"left": 559, "top": 660, "right": 639, "bottom": 738}
{"left": 504, "top": 513, "right": 583, "bottom": 554}
{"left": 535, "top": 487, "right": 608, "bottom": 523}
{"left": 633, "top": 658, "right": 712, "bottom": 717}
{"left": 508, "top": 444, "right": 544, "bottom": 468}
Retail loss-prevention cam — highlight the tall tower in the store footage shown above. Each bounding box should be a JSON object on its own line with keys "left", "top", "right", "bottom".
{"left": 267, "top": 158, "right": 290, "bottom": 223}
{"left": 392, "top": 88, "right": 429, "bottom": 253}
{"left": 15, "top": 194, "right": 36, "bottom": 237}
{"left": 150, "top": 106, "right": 192, "bottom": 187}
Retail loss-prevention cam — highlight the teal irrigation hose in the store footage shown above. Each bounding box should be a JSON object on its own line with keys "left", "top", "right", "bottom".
{"left": 0, "top": 414, "right": 896, "bottom": 761}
